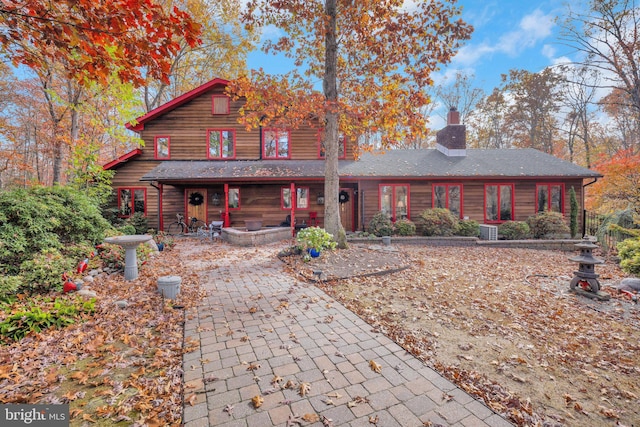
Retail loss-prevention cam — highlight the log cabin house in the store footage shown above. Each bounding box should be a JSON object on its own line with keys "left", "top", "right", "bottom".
{"left": 105, "top": 77, "right": 601, "bottom": 235}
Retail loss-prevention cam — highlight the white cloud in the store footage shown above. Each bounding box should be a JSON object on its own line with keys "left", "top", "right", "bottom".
{"left": 542, "top": 44, "right": 557, "bottom": 59}
{"left": 453, "top": 9, "right": 555, "bottom": 67}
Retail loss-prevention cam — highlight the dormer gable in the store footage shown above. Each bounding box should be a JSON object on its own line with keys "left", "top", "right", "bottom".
{"left": 126, "top": 78, "right": 230, "bottom": 132}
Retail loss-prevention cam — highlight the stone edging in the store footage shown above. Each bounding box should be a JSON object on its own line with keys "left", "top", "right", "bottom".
{"left": 347, "top": 236, "right": 585, "bottom": 251}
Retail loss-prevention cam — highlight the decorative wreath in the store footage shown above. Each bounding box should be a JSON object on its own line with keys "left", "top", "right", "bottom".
{"left": 339, "top": 190, "right": 350, "bottom": 204}
{"left": 189, "top": 192, "right": 204, "bottom": 206}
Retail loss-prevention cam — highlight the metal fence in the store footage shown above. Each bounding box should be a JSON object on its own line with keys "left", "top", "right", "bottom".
{"left": 583, "top": 210, "right": 636, "bottom": 252}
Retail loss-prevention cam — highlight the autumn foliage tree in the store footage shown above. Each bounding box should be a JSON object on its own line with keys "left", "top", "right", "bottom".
{"left": 230, "top": 0, "right": 472, "bottom": 246}
{"left": 0, "top": 0, "right": 201, "bottom": 86}
{"left": 587, "top": 148, "right": 640, "bottom": 215}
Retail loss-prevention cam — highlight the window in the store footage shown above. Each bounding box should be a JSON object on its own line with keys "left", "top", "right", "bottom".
{"left": 154, "top": 136, "right": 170, "bottom": 159}
{"left": 208, "top": 129, "right": 235, "bottom": 159}
{"left": 318, "top": 133, "right": 346, "bottom": 159}
{"left": 212, "top": 95, "right": 230, "bottom": 115}
{"left": 263, "top": 129, "right": 290, "bottom": 159}
{"left": 118, "top": 187, "right": 146, "bottom": 217}
{"left": 433, "top": 184, "right": 463, "bottom": 218}
{"left": 485, "top": 184, "right": 514, "bottom": 223}
{"left": 379, "top": 184, "right": 409, "bottom": 221}
{"left": 228, "top": 188, "right": 240, "bottom": 210}
{"left": 536, "top": 183, "right": 564, "bottom": 214}
{"left": 282, "top": 187, "right": 309, "bottom": 209}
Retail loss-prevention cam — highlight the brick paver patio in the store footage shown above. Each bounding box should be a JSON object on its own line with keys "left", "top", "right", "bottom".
{"left": 181, "top": 242, "right": 513, "bottom": 426}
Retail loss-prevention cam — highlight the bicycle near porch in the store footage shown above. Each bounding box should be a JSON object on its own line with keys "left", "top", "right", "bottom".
{"left": 167, "top": 213, "right": 207, "bottom": 235}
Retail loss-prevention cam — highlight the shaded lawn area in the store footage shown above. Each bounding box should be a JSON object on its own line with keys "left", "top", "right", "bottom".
{"left": 295, "top": 245, "right": 640, "bottom": 427}
{"left": 0, "top": 246, "right": 211, "bottom": 426}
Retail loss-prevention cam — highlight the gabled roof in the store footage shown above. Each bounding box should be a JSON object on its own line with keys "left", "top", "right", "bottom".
{"left": 126, "top": 78, "right": 230, "bottom": 132}
{"left": 103, "top": 148, "right": 143, "bottom": 170}
{"left": 138, "top": 148, "right": 600, "bottom": 182}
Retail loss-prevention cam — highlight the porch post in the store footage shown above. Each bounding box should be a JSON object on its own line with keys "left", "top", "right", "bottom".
{"left": 223, "top": 183, "right": 230, "bottom": 227}
{"left": 158, "top": 183, "right": 164, "bottom": 231}
{"left": 290, "top": 182, "right": 296, "bottom": 237}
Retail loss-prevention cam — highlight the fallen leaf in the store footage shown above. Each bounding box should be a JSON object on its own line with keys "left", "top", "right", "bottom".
{"left": 299, "top": 382, "right": 311, "bottom": 396}
{"left": 302, "top": 413, "right": 320, "bottom": 422}
{"left": 252, "top": 395, "right": 264, "bottom": 408}
{"left": 186, "top": 394, "right": 197, "bottom": 406}
{"left": 369, "top": 360, "right": 382, "bottom": 373}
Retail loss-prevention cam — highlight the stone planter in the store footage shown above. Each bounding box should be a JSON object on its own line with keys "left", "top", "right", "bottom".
{"left": 381, "top": 236, "right": 391, "bottom": 245}
{"left": 245, "top": 219, "right": 263, "bottom": 231}
{"left": 157, "top": 275, "right": 181, "bottom": 299}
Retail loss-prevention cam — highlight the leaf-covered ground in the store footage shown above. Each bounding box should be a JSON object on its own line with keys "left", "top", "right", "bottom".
{"left": 0, "top": 245, "right": 210, "bottom": 426}
{"left": 293, "top": 245, "right": 640, "bottom": 427}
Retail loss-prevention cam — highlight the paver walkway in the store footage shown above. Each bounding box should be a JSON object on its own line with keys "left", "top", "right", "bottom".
{"left": 181, "top": 242, "right": 513, "bottom": 426}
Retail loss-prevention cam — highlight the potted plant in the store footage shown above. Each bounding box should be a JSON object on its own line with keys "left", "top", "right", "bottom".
{"left": 153, "top": 231, "right": 174, "bottom": 251}
{"left": 296, "top": 227, "right": 337, "bottom": 257}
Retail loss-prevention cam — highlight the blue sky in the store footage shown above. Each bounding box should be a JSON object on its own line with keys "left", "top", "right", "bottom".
{"left": 246, "top": 0, "right": 571, "bottom": 126}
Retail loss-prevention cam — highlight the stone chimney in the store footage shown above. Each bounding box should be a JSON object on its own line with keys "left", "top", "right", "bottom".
{"left": 436, "top": 107, "right": 466, "bottom": 157}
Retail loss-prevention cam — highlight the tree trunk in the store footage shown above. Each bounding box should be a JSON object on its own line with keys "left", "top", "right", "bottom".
{"left": 323, "top": 0, "right": 346, "bottom": 248}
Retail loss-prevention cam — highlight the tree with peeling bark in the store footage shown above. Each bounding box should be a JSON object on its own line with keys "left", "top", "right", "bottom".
{"left": 230, "top": 0, "right": 472, "bottom": 248}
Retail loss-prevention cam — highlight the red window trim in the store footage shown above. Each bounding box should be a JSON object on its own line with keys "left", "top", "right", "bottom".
{"left": 483, "top": 183, "right": 515, "bottom": 224}
{"left": 117, "top": 187, "right": 147, "bottom": 218}
{"left": 535, "top": 183, "right": 565, "bottom": 214}
{"left": 262, "top": 128, "right": 291, "bottom": 159}
{"left": 154, "top": 135, "right": 170, "bottom": 160}
{"left": 281, "top": 187, "right": 310, "bottom": 210}
{"left": 211, "top": 94, "right": 230, "bottom": 115}
{"left": 378, "top": 183, "right": 410, "bottom": 221}
{"left": 228, "top": 187, "right": 241, "bottom": 211}
{"left": 317, "top": 132, "right": 347, "bottom": 159}
{"left": 432, "top": 183, "right": 464, "bottom": 219}
{"left": 207, "top": 128, "right": 237, "bottom": 159}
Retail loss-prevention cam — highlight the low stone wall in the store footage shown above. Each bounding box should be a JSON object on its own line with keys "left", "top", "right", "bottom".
{"left": 223, "top": 227, "right": 292, "bottom": 247}
{"left": 348, "top": 236, "right": 583, "bottom": 251}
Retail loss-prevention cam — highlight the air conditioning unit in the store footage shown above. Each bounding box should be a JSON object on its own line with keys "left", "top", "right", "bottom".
{"left": 479, "top": 224, "right": 498, "bottom": 240}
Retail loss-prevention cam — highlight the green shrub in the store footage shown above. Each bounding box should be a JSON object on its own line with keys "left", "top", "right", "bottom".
{"left": 617, "top": 238, "right": 640, "bottom": 276}
{"left": 18, "top": 248, "right": 74, "bottom": 295}
{"left": 0, "top": 296, "right": 96, "bottom": 343}
{"left": 128, "top": 212, "right": 148, "bottom": 234}
{"left": 455, "top": 219, "right": 480, "bottom": 237}
{"left": 0, "top": 185, "right": 111, "bottom": 275}
{"left": 526, "top": 211, "right": 570, "bottom": 239}
{"left": 96, "top": 243, "right": 125, "bottom": 270}
{"left": 0, "top": 276, "right": 22, "bottom": 302}
{"left": 498, "top": 221, "right": 530, "bottom": 240}
{"left": 367, "top": 211, "right": 394, "bottom": 237}
{"left": 417, "top": 208, "right": 459, "bottom": 236}
{"left": 296, "top": 227, "right": 337, "bottom": 251}
{"left": 569, "top": 187, "right": 579, "bottom": 238}
{"left": 119, "top": 224, "right": 136, "bottom": 235}
{"left": 394, "top": 218, "right": 416, "bottom": 236}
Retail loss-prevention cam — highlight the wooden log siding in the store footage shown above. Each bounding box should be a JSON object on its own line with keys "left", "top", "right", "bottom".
{"left": 110, "top": 160, "right": 160, "bottom": 228}
{"left": 157, "top": 183, "right": 326, "bottom": 231}
{"left": 358, "top": 178, "right": 586, "bottom": 231}
{"left": 137, "top": 88, "right": 342, "bottom": 161}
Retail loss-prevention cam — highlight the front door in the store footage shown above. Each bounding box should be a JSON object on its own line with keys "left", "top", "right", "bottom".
{"left": 186, "top": 188, "right": 207, "bottom": 223}
{"left": 339, "top": 188, "right": 354, "bottom": 232}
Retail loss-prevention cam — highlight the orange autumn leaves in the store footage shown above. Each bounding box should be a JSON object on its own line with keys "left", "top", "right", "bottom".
{"left": 0, "top": 0, "right": 202, "bottom": 86}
